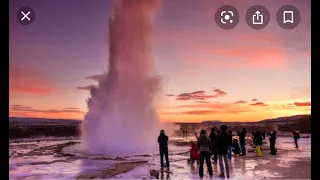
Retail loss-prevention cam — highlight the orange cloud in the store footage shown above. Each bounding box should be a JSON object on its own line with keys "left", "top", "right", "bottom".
{"left": 251, "top": 99, "right": 258, "bottom": 101}
{"left": 273, "top": 103, "right": 296, "bottom": 110}
{"left": 10, "top": 105, "right": 84, "bottom": 113}
{"left": 10, "top": 65, "right": 55, "bottom": 96}
{"left": 9, "top": 105, "right": 85, "bottom": 119}
{"left": 194, "top": 100, "right": 210, "bottom": 104}
{"left": 181, "top": 110, "right": 221, "bottom": 115}
{"left": 161, "top": 101, "right": 254, "bottom": 116}
{"left": 294, "top": 102, "right": 311, "bottom": 107}
{"left": 173, "top": 102, "right": 232, "bottom": 109}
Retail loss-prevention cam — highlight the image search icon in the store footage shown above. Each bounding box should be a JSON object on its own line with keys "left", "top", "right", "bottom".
{"left": 221, "top": 11, "right": 234, "bottom": 24}
{"left": 283, "top": 11, "right": 293, "bottom": 23}
{"left": 215, "top": 5, "right": 239, "bottom": 30}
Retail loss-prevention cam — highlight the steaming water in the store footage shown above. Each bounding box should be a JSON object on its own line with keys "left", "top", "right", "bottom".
{"left": 82, "top": 0, "right": 161, "bottom": 156}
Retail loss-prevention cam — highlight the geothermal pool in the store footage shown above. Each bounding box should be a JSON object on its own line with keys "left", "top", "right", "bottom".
{"left": 9, "top": 137, "right": 310, "bottom": 179}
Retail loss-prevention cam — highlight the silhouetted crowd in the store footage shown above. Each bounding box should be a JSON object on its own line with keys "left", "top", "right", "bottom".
{"left": 157, "top": 126, "right": 301, "bottom": 178}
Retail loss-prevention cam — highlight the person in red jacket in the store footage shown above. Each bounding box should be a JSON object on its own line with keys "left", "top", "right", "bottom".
{"left": 189, "top": 142, "right": 199, "bottom": 164}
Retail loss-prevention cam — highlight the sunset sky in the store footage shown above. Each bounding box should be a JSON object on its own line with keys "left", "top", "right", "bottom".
{"left": 9, "top": 0, "right": 311, "bottom": 122}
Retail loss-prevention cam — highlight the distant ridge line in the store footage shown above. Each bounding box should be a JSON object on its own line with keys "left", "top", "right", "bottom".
{"left": 9, "top": 114, "right": 310, "bottom": 124}
{"left": 176, "top": 114, "right": 310, "bottom": 124}
{"left": 9, "top": 117, "right": 82, "bottom": 121}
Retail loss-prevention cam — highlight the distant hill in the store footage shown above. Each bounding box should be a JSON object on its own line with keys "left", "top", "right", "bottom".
{"left": 257, "top": 114, "right": 311, "bottom": 124}
{"left": 178, "top": 114, "right": 310, "bottom": 124}
{"left": 201, "top": 120, "right": 221, "bottom": 124}
{"left": 9, "top": 117, "right": 81, "bottom": 126}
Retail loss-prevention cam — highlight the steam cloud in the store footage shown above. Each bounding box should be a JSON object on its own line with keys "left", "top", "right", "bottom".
{"left": 81, "top": 0, "right": 166, "bottom": 156}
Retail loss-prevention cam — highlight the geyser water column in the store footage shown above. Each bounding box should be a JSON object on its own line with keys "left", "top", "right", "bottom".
{"left": 81, "top": 0, "right": 161, "bottom": 156}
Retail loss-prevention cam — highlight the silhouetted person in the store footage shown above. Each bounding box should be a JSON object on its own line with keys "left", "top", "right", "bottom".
{"left": 216, "top": 125, "right": 231, "bottom": 178}
{"left": 227, "top": 130, "right": 233, "bottom": 159}
{"left": 293, "top": 131, "right": 300, "bottom": 148}
{"left": 182, "top": 129, "right": 185, "bottom": 138}
{"left": 267, "top": 132, "right": 271, "bottom": 137}
{"left": 239, "top": 128, "right": 247, "bottom": 156}
{"left": 262, "top": 131, "right": 266, "bottom": 139}
{"left": 209, "top": 128, "right": 218, "bottom": 163}
{"left": 195, "top": 132, "right": 198, "bottom": 139}
{"left": 197, "top": 129, "right": 213, "bottom": 178}
{"left": 254, "top": 130, "right": 263, "bottom": 157}
{"left": 269, "top": 130, "right": 277, "bottom": 155}
{"left": 158, "top": 129, "right": 170, "bottom": 170}
{"left": 185, "top": 129, "right": 188, "bottom": 138}
{"left": 232, "top": 138, "right": 241, "bottom": 156}
{"left": 217, "top": 129, "right": 221, "bottom": 134}
{"left": 252, "top": 131, "right": 255, "bottom": 143}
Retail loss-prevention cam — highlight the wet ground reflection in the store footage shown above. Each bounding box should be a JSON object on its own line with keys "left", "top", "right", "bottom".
{"left": 9, "top": 137, "right": 310, "bottom": 179}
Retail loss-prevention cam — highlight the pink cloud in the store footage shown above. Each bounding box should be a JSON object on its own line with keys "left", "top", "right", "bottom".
{"left": 9, "top": 65, "right": 55, "bottom": 96}
{"left": 210, "top": 46, "right": 287, "bottom": 69}
{"left": 194, "top": 100, "right": 210, "bottom": 104}
{"left": 233, "top": 100, "right": 246, "bottom": 104}
{"left": 233, "top": 34, "right": 279, "bottom": 44}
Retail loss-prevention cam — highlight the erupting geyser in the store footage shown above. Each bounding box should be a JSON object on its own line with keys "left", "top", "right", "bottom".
{"left": 82, "top": 0, "right": 161, "bottom": 156}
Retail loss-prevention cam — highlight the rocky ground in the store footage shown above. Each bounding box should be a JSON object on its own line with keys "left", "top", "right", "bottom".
{"left": 9, "top": 137, "right": 311, "bottom": 179}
